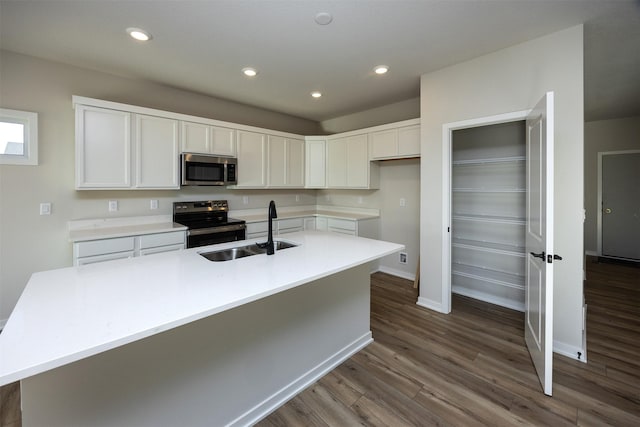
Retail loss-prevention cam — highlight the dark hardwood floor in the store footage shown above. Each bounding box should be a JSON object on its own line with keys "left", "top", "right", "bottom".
{"left": 1, "top": 257, "right": 638, "bottom": 426}
{"left": 258, "top": 258, "right": 639, "bottom": 426}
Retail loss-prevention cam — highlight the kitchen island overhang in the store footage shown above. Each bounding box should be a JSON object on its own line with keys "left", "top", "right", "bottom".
{"left": 0, "top": 231, "right": 403, "bottom": 426}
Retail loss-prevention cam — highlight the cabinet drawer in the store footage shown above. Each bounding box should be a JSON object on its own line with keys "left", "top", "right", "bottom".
{"left": 76, "top": 251, "right": 134, "bottom": 265}
{"left": 277, "top": 218, "right": 304, "bottom": 232}
{"left": 139, "top": 243, "right": 184, "bottom": 256}
{"left": 327, "top": 218, "right": 356, "bottom": 232}
{"left": 247, "top": 221, "right": 268, "bottom": 234}
{"left": 139, "top": 231, "right": 185, "bottom": 249}
{"left": 75, "top": 237, "right": 135, "bottom": 258}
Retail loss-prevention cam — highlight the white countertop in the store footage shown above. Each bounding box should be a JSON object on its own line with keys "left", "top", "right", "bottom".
{"left": 0, "top": 231, "right": 403, "bottom": 386}
{"left": 68, "top": 215, "right": 187, "bottom": 243}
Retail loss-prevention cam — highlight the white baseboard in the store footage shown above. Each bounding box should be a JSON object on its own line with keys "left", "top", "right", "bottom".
{"left": 416, "top": 296, "right": 448, "bottom": 313}
{"left": 554, "top": 340, "right": 586, "bottom": 363}
{"left": 232, "top": 332, "right": 373, "bottom": 426}
{"left": 376, "top": 266, "right": 416, "bottom": 282}
{"left": 452, "top": 287, "right": 525, "bottom": 312}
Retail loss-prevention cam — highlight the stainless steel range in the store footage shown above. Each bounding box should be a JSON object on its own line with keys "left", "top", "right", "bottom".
{"left": 173, "top": 200, "right": 246, "bottom": 248}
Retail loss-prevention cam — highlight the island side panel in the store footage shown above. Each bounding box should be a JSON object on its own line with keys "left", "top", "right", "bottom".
{"left": 21, "top": 264, "right": 372, "bottom": 427}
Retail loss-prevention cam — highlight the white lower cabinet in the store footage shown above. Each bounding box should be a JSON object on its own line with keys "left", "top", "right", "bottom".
{"left": 277, "top": 218, "right": 304, "bottom": 234}
{"left": 73, "top": 231, "right": 185, "bottom": 266}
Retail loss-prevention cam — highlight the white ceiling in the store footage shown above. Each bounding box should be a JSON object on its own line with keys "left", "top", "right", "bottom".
{"left": 1, "top": 0, "right": 639, "bottom": 122}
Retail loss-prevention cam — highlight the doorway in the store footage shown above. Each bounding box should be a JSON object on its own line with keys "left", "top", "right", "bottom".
{"left": 597, "top": 150, "right": 640, "bottom": 262}
{"left": 450, "top": 121, "right": 526, "bottom": 311}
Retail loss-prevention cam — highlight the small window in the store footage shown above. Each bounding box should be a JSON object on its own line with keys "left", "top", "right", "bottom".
{"left": 0, "top": 108, "right": 38, "bottom": 165}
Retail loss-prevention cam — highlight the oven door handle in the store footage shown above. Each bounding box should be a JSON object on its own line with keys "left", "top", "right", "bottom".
{"left": 187, "top": 224, "right": 246, "bottom": 236}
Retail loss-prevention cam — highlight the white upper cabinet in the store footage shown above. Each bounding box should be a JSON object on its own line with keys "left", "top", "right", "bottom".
{"left": 75, "top": 105, "right": 131, "bottom": 189}
{"left": 181, "top": 121, "right": 236, "bottom": 157}
{"left": 327, "top": 137, "right": 348, "bottom": 187}
{"left": 370, "top": 123, "right": 420, "bottom": 160}
{"left": 268, "top": 136, "right": 304, "bottom": 188}
{"left": 327, "top": 134, "right": 377, "bottom": 189}
{"left": 305, "top": 138, "right": 327, "bottom": 188}
{"left": 134, "top": 114, "right": 180, "bottom": 189}
{"left": 236, "top": 130, "right": 267, "bottom": 187}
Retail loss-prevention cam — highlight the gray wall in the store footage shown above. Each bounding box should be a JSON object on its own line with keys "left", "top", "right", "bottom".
{"left": 320, "top": 98, "right": 420, "bottom": 134}
{"left": 584, "top": 115, "right": 640, "bottom": 254}
{"left": 0, "top": 51, "right": 320, "bottom": 323}
{"left": 419, "top": 26, "right": 586, "bottom": 357}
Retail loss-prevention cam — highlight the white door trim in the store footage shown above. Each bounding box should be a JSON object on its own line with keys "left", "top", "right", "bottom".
{"left": 441, "top": 110, "right": 530, "bottom": 314}
{"left": 596, "top": 149, "right": 640, "bottom": 257}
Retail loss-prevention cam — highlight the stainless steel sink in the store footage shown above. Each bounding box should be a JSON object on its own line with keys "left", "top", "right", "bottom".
{"left": 200, "top": 241, "right": 298, "bottom": 262}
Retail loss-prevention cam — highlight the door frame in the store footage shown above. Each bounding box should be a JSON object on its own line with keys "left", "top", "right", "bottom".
{"left": 596, "top": 149, "right": 640, "bottom": 257}
{"left": 441, "top": 110, "right": 530, "bottom": 313}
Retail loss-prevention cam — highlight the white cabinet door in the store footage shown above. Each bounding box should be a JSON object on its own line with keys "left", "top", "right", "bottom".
{"left": 327, "top": 138, "right": 347, "bottom": 187}
{"left": 305, "top": 138, "right": 326, "bottom": 188}
{"left": 303, "top": 217, "right": 316, "bottom": 230}
{"left": 346, "top": 134, "right": 369, "bottom": 187}
{"left": 236, "top": 130, "right": 267, "bottom": 187}
{"left": 75, "top": 105, "right": 131, "bottom": 189}
{"left": 268, "top": 135, "right": 287, "bottom": 187}
{"left": 268, "top": 136, "right": 304, "bottom": 187}
{"left": 135, "top": 115, "right": 180, "bottom": 189}
{"left": 288, "top": 138, "right": 305, "bottom": 187}
{"left": 370, "top": 129, "right": 397, "bottom": 159}
{"left": 370, "top": 124, "right": 420, "bottom": 160}
{"left": 210, "top": 126, "right": 236, "bottom": 157}
{"left": 181, "top": 121, "right": 236, "bottom": 157}
{"left": 181, "top": 121, "right": 209, "bottom": 153}
{"left": 398, "top": 125, "right": 420, "bottom": 157}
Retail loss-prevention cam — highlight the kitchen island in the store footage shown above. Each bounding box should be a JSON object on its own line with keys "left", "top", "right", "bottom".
{"left": 0, "top": 231, "right": 403, "bottom": 426}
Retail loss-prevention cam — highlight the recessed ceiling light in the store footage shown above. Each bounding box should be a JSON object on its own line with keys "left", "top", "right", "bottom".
{"left": 127, "top": 27, "right": 151, "bottom": 41}
{"left": 311, "top": 91, "right": 322, "bottom": 98}
{"left": 242, "top": 67, "right": 258, "bottom": 77}
{"left": 315, "top": 12, "right": 333, "bottom": 25}
{"left": 374, "top": 65, "right": 389, "bottom": 75}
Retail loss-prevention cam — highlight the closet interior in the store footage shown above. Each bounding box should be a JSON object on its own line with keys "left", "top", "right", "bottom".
{"left": 451, "top": 121, "right": 526, "bottom": 311}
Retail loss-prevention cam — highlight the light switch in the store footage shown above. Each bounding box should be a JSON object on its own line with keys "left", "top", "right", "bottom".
{"left": 39, "top": 202, "right": 51, "bottom": 215}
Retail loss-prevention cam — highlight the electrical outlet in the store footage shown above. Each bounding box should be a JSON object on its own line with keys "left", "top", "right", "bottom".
{"left": 108, "top": 200, "right": 118, "bottom": 212}
{"left": 243, "top": 196, "right": 249, "bottom": 205}
{"left": 39, "top": 202, "right": 51, "bottom": 215}
{"left": 150, "top": 199, "right": 159, "bottom": 210}
{"left": 399, "top": 252, "right": 407, "bottom": 264}
{"left": 400, "top": 198, "right": 406, "bottom": 207}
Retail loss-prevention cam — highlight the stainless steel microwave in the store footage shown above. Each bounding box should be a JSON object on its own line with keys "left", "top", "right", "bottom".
{"left": 181, "top": 153, "right": 237, "bottom": 186}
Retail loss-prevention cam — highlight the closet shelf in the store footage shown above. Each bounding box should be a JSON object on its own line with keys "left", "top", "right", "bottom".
{"left": 452, "top": 262, "right": 525, "bottom": 290}
{"left": 452, "top": 238, "right": 525, "bottom": 255}
{"left": 452, "top": 156, "right": 526, "bottom": 165}
{"left": 452, "top": 188, "right": 525, "bottom": 193}
{"left": 453, "top": 213, "right": 525, "bottom": 225}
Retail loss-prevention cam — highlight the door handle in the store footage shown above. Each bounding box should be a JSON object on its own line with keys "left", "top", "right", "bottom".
{"left": 530, "top": 251, "right": 545, "bottom": 260}
{"left": 604, "top": 208, "right": 612, "bottom": 214}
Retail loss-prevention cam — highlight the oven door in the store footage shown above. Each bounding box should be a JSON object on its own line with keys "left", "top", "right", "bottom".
{"left": 187, "top": 224, "right": 246, "bottom": 248}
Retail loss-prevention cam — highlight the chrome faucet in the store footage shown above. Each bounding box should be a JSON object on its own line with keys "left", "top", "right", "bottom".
{"left": 258, "top": 200, "right": 278, "bottom": 255}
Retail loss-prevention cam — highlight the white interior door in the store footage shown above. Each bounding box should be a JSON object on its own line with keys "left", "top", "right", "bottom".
{"left": 525, "top": 92, "right": 554, "bottom": 396}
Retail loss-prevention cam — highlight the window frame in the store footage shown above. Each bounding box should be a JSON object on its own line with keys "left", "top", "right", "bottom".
{"left": 0, "top": 108, "right": 39, "bottom": 165}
